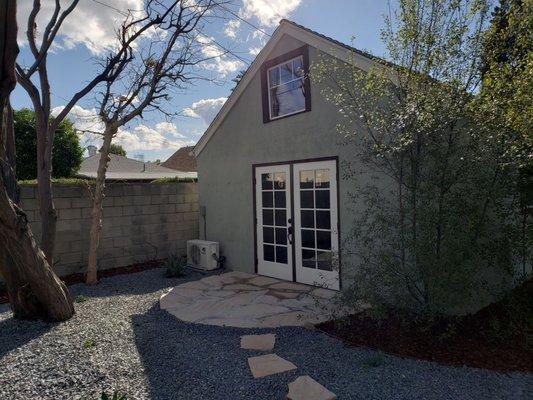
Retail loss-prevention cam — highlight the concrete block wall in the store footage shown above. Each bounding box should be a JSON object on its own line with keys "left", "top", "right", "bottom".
{"left": 19, "top": 182, "right": 199, "bottom": 277}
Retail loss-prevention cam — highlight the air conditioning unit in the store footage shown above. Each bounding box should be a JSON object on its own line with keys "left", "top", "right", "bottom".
{"left": 187, "top": 240, "right": 220, "bottom": 271}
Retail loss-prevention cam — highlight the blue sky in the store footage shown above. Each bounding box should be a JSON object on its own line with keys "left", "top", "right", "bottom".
{"left": 13, "top": 0, "right": 391, "bottom": 162}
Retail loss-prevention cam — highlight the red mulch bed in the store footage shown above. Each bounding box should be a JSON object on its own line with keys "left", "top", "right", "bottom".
{"left": 0, "top": 259, "right": 164, "bottom": 305}
{"left": 317, "top": 280, "right": 533, "bottom": 373}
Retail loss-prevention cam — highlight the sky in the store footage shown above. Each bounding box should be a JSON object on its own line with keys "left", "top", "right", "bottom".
{"left": 12, "top": 0, "right": 392, "bottom": 162}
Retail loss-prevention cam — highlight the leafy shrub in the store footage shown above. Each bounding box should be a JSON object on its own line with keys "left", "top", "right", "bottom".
{"left": 164, "top": 254, "right": 187, "bottom": 278}
{"left": 101, "top": 391, "right": 127, "bottom": 400}
{"left": 75, "top": 295, "right": 90, "bottom": 303}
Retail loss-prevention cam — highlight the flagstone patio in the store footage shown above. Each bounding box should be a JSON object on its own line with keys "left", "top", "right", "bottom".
{"left": 160, "top": 271, "right": 348, "bottom": 328}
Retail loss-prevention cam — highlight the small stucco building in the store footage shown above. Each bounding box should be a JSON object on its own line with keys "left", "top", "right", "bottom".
{"left": 193, "top": 20, "right": 380, "bottom": 290}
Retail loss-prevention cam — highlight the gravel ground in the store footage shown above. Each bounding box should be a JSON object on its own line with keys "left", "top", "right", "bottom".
{"left": 0, "top": 268, "right": 530, "bottom": 400}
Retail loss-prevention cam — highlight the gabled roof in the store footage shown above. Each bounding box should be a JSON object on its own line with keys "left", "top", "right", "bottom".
{"left": 192, "top": 19, "right": 382, "bottom": 157}
{"left": 78, "top": 153, "right": 197, "bottom": 181}
{"left": 161, "top": 146, "right": 197, "bottom": 172}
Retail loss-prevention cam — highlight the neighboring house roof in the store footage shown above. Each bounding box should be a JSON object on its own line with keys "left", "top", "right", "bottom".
{"left": 78, "top": 153, "right": 197, "bottom": 181}
{"left": 192, "top": 19, "right": 383, "bottom": 157}
{"left": 161, "top": 146, "right": 197, "bottom": 172}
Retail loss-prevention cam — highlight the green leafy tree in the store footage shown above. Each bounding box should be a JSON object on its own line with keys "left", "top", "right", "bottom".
{"left": 109, "top": 143, "right": 127, "bottom": 157}
{"left": 14, "top": 109, "right": 83, "bottom": 180}
{"left": 313, "top": 0, "right": 524, "bottom": 314}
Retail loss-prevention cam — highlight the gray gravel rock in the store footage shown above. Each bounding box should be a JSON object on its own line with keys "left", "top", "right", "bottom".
{"left": 0, "top": 268, "right": 530, "bottom": 399}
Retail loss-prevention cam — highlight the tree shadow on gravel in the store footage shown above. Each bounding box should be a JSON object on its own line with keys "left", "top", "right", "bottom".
{"left": 131, "top": 304, "right": 295, "bottom": 400}
{"left": 0, "top": 314, "right": 54, "bottom": 359}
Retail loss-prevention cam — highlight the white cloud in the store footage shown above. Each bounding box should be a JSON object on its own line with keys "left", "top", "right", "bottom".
{"left": 51, "top": 105, "right": 194, "bottom": 157}
{"left": 198, "top": 34, "right": 245, "bottom": 76}
{"left": 183, "top": 97, "right": 227, "bottom": 125}
{"left": 17, "top": 0, "right": 143, "bottom": 55}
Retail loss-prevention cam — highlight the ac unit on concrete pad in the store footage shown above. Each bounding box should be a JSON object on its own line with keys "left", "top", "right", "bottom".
{"left": 187, "top": 240, "right": 220, "bottom": 271}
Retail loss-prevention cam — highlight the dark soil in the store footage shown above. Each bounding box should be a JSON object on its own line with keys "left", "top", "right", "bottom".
{"left": 318, "top": 279, "right": 533, "bottom": 373}
{"left": 0, "top": 259, "right": 164, "bottom": 305}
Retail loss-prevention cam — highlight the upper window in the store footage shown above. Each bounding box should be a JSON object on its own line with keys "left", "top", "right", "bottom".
{"left": 261, "top": 46, "right": 311, "bottom": 123}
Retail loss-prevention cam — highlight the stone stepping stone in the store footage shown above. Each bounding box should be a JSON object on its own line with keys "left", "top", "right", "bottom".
{"left": 286, "top": 375, "right": 337, "bottom": 400}
{"left": 247, "top": 354, "right": 296, "bottom": 378}
{"left": 240, "top": 334, "right": 276, "bottom": 351}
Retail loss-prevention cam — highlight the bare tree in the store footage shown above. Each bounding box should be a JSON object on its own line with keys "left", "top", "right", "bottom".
{"left": 15, "top": 0, "right": 180, "bottom": 263}
{"left": 85, "top": 0, "right": 219, "bottom": 285}
{"left": 0, "top": 0, "right": 74, "bottom": 321}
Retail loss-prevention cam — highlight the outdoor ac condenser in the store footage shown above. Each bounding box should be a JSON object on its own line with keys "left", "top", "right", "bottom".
{"left": 187, "top": 240, "right": 219, "bottom": 271}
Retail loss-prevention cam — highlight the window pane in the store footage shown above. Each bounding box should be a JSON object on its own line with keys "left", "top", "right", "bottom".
{"left": 263, "top": 209, "right": 273, "bottom": 226}
{"left": 262, "top": 191, "right": 273, "bottom": 207}
{"left": 300, "top": 190, "right": 314, "bottom": 208}
{"left": 293, "top": 57, "right": 304, "bottom": 78}
{"left": 317, "top": 251, "right": 332, "bottom": 271}
{"left": 275, "top": 228, "right": 287, "bottom": 245}
{"left": 316, "top": 210, "right": 330, "bottom": 229}
{"left": 280, "top": 61, "right": 293, "bottom": 83}
{"left": 316, "top": 230, "right": 331, "bottom": 250}
{"left": 264, "top": 245, "right": 275, "bottom": 262}
{"left": 262, "top": 173, "right": 273, "bottom": 190}
{"left": 276, "top": 246, "right": 288, "bottom": 264}
{"left": 301, "top": 210, "right": 314, "bottom": 228}
{"left": 274, "top": 172, "right": 286, "bottom": 190}
{"left": 315, "top": 169, "right": 330, "bottom": 188}
{"left": 275, "top": 191, "right": 286, "bottom": 208}
{"left": 299, "top": 170, "right": 314, "bottom": 189}
{"left": 302, "top": 249, "right": 316, "bottom": 269}
{"left": 315, "top": 190, "right": 330, "bottom": 209}
{"left": 301, "top": 229, "right": 315, "bottom": 248}
{"left": 269, "top": 79, "right": 305, "bottom": 118}
{"left": 275, "top": 209, "right": 287, "bottom": 226}
{"left": 263, "top": 227, "right": 274, "bottom": 244}
{"left": 268, "top": 67, "right": 280, "bottom": 87}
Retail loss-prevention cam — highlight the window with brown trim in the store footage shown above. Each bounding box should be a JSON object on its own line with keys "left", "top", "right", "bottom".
{"left": 261, "top": 45, "right": 311, "bottom": 123}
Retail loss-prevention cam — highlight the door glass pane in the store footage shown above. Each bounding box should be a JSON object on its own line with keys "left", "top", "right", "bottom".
{"left": 274, "top": 172, "right": 286, "bottom": 189}
{"left": 316, "top": 210, "right": 330, "bottom": 229}
{"left": 276, "top": 246, "right": 288, "bottom": 264}
{"left": 300, "top": 190, "right": 314, "bottom": 208}
{"left": 315, "top": 190, "right": 330, "bottom": 209}
{"left": 316, "top": 230, "right": 331, "bottom": 250}
{"left": 264, "top": 245, "right": 275, "bottom": 262}
{"left": 275, "top": 209, "right": 287, "bottom": 226}
{"left": 301, "top": 229, "right": 315, "bottom": 248}
{"left": 263, "top": 227, "right": 274, "bottom": 244}
{"left": 275, "top": 228, "right": 287, "bottom": 245}
{"left": 317, "top": 251, "right": 332, "bottom": 271}
{"left": 302, "top": 249, "right": 316, "bottom": 269}
{"left": 300, "top": 170, "right": 314, "bottom": 188}
{"left": 262, "top": 191, "right": 273, "bottom": 207}
{"left": 274, "top": 191, "right": 286, "bottom": 208}
{"left": 263, "top": 209, "right": 273, "bottom": 226}
{"left": 315, "top": 169, "right": 330, "bottom": 188}
{"left": 301, "top": 210, "right": 314, "bottom": 228}
{"left": 262, "top": 173, "right": 273, "bottom": 190}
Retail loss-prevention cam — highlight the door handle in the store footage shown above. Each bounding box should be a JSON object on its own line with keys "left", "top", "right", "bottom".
{"left": 287, "top": 218, "right": 293, "bottom": 244}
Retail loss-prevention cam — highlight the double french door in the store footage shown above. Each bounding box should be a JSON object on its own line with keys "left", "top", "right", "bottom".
{"left": 254, "top": 159, "right": 339, "bottom": 290}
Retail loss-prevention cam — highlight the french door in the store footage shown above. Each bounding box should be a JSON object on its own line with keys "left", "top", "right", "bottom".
{"left": 255, "top": 159, "right": 339, "bottom": 290}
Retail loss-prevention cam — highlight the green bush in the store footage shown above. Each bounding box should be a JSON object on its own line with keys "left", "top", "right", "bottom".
{"left": 164, "top": 254, "right": 187, "bottom": 278}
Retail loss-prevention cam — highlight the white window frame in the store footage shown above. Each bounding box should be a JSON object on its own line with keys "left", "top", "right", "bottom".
{"left": 266, "top": 55, "right": 306, "bottom": 120}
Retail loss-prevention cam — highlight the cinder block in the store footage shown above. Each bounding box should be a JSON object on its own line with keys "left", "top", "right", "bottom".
{"left": 103, "top": 206, "right": 123, "bottom": 218}
{"left": 59, "top": 208, "right": 81, "bottom": 220}
{"left": 133, "top": 195, "right": 152, "bottom": 206}
{"left": 20, "top": 185, "right": 36, "bottom": 199}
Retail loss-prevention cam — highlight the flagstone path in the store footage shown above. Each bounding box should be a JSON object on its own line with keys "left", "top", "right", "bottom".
{"left": 160, "top": 271, "right": 351, "bottom": 328}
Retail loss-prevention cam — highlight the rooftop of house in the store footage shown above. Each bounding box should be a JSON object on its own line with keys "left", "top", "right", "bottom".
{"left": 78, "top": 153, "right": 197, "bottom": 181}
{"left": 161, "top": 146, "right": 197, "bottom": 172}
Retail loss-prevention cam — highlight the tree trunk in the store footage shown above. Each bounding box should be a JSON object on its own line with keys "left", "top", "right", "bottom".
{"left": 0, "top": 0, "right": 74, "bottom": 321}
{"left": 86, "top": 125, "right": 116, "bottom": 285}
{"left": 0, "top": 179, "right": 75, "bottom": 320}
